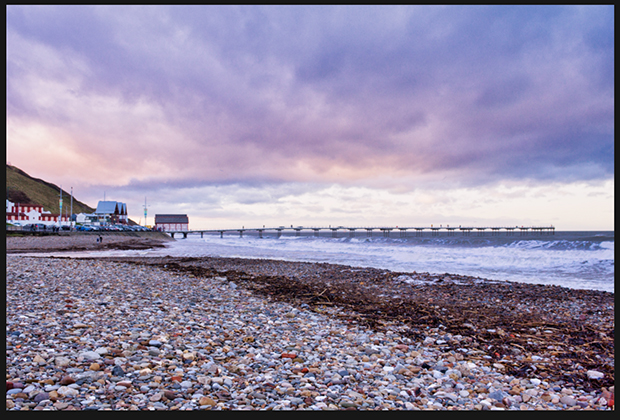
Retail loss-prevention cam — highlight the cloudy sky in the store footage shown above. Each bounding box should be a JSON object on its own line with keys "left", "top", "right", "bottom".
{"left": 6, "top": 5, "right": 614, "bottom": 230}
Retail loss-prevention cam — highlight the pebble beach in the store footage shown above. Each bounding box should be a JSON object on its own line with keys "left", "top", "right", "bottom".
{"left": 6, "top": 234, "right": 615, "bottom": 411}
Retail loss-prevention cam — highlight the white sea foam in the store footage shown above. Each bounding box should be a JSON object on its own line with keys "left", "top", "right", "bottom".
{"left": 136, "top": 233, "right": 613, "bottom": 293}
{"left": 27, "top": 231, "right": 614, "bottom": 293}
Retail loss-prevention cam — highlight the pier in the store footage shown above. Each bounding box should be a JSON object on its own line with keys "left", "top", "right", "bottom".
{"left": 165, "top": 225, "right": 555, "bottom": 239}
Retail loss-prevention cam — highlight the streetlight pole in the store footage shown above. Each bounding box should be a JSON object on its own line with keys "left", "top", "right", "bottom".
{"left": 59, "top": 185, "right": 63, "bottom": 228}
{"left": 143, "top": 197, "right": 149, "bottom": 227}
{"left": 70, "top": 187, "right": 74, "bottom": 231}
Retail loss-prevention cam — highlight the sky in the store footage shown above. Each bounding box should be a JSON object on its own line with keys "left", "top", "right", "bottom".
{"left": 6, "top": 5, "right": 614, "bottom": 231}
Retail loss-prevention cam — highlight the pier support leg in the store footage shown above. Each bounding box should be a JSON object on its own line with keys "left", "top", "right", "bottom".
{"left": 220, "top": 231, "right": 224, "bottom": 238}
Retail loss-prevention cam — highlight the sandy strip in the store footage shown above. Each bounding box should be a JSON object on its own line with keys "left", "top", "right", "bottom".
{"left": 6, "top": 232, "right": 173, "bottom": 254}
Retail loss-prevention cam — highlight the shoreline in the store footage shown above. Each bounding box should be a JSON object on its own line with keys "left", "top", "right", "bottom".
{"left": 6, "top": 235, "right": 615, "bottom": 410}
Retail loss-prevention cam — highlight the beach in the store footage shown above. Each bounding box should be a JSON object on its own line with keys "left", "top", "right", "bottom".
{"left": 6, "top": 234, "right": 614, "bottom": 410}
{"left": 5, "top": 231, "right": 173, "bottom": 254}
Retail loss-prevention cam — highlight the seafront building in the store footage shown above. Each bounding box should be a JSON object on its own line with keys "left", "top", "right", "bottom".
{"left": 5, "top": 200, "right": 70, "bottom": 226}
{"left": 154, "top": 214, "right": 189, "bottom": 232}
{"left": 94, "top": 201, "right": 128, "bottom": 225}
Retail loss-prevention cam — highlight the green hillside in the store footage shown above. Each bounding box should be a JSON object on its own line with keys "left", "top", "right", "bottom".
{"left": 6, "top": 164, "right": 96, "bottom": 216}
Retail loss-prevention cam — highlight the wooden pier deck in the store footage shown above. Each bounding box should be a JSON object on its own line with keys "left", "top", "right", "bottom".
{"left": 165, "top": 225, "right": 555, "bottom": 239}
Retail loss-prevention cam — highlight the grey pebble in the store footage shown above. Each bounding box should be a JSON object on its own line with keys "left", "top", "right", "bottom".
{"left": 5, "top": 256, "right": 613, "bottom": 412}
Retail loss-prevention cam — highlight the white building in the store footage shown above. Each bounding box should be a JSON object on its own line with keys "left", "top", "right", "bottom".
{"left": 94, "top": 201, "right": 128, "bottom": 224}
{"left": 154, "top": 214, "right": 189, "bottom": 231}
{"left": 5, "top": 200, "right": 69, "bottom": 226}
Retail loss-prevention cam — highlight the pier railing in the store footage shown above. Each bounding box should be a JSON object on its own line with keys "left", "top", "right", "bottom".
{"left": 164, "top": 225, "right": 555, "bottom": 239}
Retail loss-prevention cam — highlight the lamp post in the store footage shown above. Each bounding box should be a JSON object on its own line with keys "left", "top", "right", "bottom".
{"left": 70, "top": 187, "right": 74, "bottom": 231}
{"left": 59, "top": 186, "right": 63, "bottom": 228}
{"left": 143, "top": 197, "right": 149, "bottom": 227}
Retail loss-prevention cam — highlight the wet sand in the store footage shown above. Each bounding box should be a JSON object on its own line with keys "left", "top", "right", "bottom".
{"left": 6, "top": 232, "right": 173, "bottom": 254}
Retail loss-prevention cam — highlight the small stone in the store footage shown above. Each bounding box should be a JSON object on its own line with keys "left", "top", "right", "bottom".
{"left": 560, "top": 396, "right": 577, "bottom": 407}
{"left": 33, "top": 392, "right": 50, "bottom": 402}
{"left": 281, "top": 353, "right": 297, "bottom": 359}
{"left": 89, "top": 363, "right": 101, "bottom": 371}
{"left": 55, "top": 357, "right": 71, "bottom": 367}
{"left": 33, "top": 355, "right": 46, "bottom": 364}
{"left": 149, "top": 392, "right": 163, "bottom": 402}
{"left": 586, "top": 370, "right": 605, "bottom": 380}
{"left": 79, "top": 351, "right": 101, "bottom": 361}
{"left": 57, "top": 386, "right": 79, "bottom": 397}
{"left": 199, "top": 396, "right": 216, "bottom": 406}
{"left": 7, "top": 388, "right": 24, "bottom": 396}
{"left": 59, "top": 376, "right": 75, "bottom": 385}
{"left": 53, "top": 402, "right": 69, "bottom": 410}
{"left": 489, "top": 390, "right": 506, "bottom": 401}
{"left": 112, "top": 366, "right": 125, "bottom": 377}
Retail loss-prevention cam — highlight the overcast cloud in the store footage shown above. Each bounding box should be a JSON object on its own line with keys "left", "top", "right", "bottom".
{"left": 6, "top": 5, "right": 614, "bottom": 229}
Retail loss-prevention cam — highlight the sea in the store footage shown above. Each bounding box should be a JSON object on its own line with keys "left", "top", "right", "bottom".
{"left": 44, "top": 230, "right": 614, "bottom": 294}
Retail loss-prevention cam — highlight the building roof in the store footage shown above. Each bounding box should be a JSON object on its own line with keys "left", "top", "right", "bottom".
{"left": 95, "top": 201, "right": 119, "bottom": 215}
{"left": 155, "top": 214, "right": 189, "bottom": 224}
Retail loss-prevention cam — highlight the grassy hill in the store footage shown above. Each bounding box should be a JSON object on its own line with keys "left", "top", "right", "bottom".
{"left": 6, "top": 164, "right": 96, "bottom": 216}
